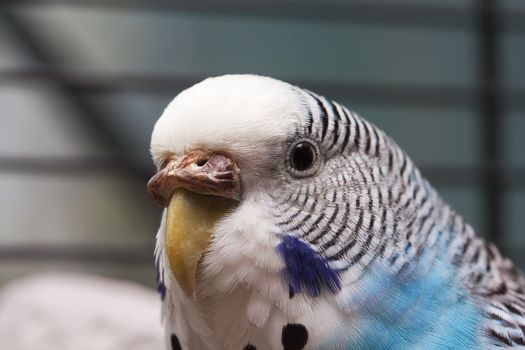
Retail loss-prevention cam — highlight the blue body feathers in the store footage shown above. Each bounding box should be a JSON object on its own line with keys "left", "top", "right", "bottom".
{"left": 278, "top": 234, "right": 484, "bottom": 349}
{"left": 333, "top": 260, "right": 483, "bottom": 349}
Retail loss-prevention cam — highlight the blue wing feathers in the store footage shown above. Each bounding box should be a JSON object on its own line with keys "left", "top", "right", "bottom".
{"left": 334, "top": 255, "right": 483, "bottom": 349}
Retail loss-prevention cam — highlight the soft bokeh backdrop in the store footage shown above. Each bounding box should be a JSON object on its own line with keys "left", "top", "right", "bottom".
{"left": 1, "top": 1, "right": 524, "bottom": 290}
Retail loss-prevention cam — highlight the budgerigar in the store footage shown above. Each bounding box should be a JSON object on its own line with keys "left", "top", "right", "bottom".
{"left": 147, "top": 75, "right": 525, "bottom": 350}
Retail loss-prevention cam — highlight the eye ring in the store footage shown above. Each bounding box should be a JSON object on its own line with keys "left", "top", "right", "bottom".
{"left": 286, "top": 138, "right": 321, "bottom": 178}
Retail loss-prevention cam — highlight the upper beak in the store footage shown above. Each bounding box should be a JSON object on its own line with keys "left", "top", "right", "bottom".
{"left": 147, "top": 149, "right": 241, "bottom": 208}
{"left": 147, "top": 150, "right": 240, "bottom": 297}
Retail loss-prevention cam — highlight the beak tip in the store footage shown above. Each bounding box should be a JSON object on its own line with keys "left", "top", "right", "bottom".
{"left": 175, "top": 271, "right": 196, "bottom": 298}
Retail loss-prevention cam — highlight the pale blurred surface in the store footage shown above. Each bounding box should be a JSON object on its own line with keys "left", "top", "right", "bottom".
{"left": 0, "top": 273, "right": 163, "bottom": 350}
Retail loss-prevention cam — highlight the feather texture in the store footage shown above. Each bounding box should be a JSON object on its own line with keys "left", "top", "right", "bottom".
{"left": 151, "top": 75, "right": 525, "bottom": 349}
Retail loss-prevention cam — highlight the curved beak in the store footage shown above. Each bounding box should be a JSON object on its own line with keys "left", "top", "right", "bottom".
{"left": 147, "top": 150, "right": 240, "bottom": 297}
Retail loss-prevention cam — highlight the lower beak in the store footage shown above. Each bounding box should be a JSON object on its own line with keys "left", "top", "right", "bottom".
{"left": 165, "top": 189, "right": 236, "bottom": 297}
{"left": 147, "top": 150, "right": 240, "bottom": 297}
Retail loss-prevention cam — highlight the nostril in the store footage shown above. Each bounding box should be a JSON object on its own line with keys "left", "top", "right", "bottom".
{"left": 195, "top": 158, "right": 208, "bottom": 167}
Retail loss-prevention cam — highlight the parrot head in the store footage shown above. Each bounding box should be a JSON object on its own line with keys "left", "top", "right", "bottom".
{"left": 147, "top": 74, "right": 432, "bottom": 347}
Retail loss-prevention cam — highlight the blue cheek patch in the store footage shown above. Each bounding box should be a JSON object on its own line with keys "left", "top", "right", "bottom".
{"left": 277, "top": 235, "right": 341, "bottom": 297}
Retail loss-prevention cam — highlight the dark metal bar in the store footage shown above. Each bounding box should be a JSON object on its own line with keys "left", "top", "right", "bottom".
{"left": 0, "top": 245, "right": 152, "bottom": 264}
{"left": 2, "top": 0, "right": 474, "bottom": 30}
{"left": 477, "top": 0, "right": 503, "bottom": 243}
{"left": 5, "top": 0, "right": 525, "bottom": 33}
{"left": 4, "top": 68, "right": 525, "bottom": 110}
{"left": 0, "top": 155, "right": 146, "bottom": 175}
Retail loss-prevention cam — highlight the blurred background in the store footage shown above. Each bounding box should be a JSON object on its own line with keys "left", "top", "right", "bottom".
{"left": 1, "top": 0, "right": 524, "bottom": 291}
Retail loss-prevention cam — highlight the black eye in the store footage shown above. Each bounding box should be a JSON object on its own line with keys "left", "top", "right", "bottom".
{"left": 287, "top": 139, "right": 321, "bottom": 177}
{"left": 291, "top": 142, "right": 315, "bottom": 171}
